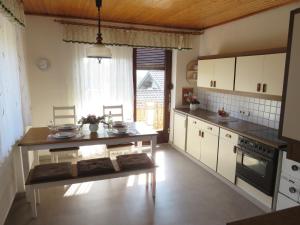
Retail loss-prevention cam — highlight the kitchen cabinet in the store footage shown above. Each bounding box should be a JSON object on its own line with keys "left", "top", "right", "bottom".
{"left": 186, "top": 117, "right": 201, "bottom": 159}
{"left": 197, "top": 58, "right": 235, "bottom": 90}
{"left": 173, "top": 112, "right": 187, "bottom": 151}
{"left": 198, "top": 121, "right": 220, "bottom": 171}
{"left": 235, "top": 53, "right": 286, "bottom": 95}
{"left": 280, "top": 10, "right": 300, "bottom": 162}
{"left": 262, "top": 53, "right": 286, "bottom": 95}
{"left": 217, "top": 129, "right": 239, "bottom": 183}
{"left": 277, "top": 193, "right": 299, "bottom": 210}
{"left": 197, "top": 59, "right": 214, "bottom": 88}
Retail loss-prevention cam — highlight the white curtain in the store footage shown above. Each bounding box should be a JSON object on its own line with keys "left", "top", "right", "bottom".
{"left": 71, "top": 44, "right": 134, "bottom": 121}
{"left": 0, "top": 13, "right": 30, "bottom": 163}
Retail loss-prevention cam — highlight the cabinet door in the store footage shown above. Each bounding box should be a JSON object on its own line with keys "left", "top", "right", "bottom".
{"left": 262, "top": 53, "right": 286, "bottom": 96}
{"left": 217, "top": 129, "right": 238, "bottom": 183}
{"left": 277, "top": 193, "right": 299, "bottom": 210}
{"left": 186, "top": 117, "right": 201, "bottom": 159}
{"left": 173, "top": 113, "right": 187, "bottom": 151}
{"left": 235, "top": 55, "right": 264, "bottom": 93}
{"left": 200, "top": 123, "right": 220, "bottom": 171}
{"left": 197, "top": 59, "right": 214, "bottom": 88}
{"left": 214, "top": 58, "right": 236, "bottom": 91}
{"left": 281, "top": 12, "right": 300, "bottom": 144}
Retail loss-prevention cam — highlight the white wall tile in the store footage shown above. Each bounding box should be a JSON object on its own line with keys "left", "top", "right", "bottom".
{"left": 197, "top": 89, "right": 282, "bottom": 129}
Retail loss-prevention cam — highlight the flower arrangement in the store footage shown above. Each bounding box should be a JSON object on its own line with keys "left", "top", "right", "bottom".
{"left": 186, "top": 95, "right": 200, "bottom": 105}
{"left": 78, "top": 115, "right": 105, "bottom": 127}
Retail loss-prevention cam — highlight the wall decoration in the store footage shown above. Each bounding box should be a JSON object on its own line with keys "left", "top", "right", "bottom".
{"left": 182, "top": 88, "right": 194, "bottom": 105}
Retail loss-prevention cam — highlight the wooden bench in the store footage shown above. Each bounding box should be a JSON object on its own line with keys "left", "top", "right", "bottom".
{"left": 25, "top": 153, "right": 157, "bottom": 217}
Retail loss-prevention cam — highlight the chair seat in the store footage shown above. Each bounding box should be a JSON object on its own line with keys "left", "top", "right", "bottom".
{"left": 116, "top": 153, "right": 154, "bottom": 171}
{"left": 106, "top": 143, "right": 134, "bottom": 149}
{"left": 28, "top": 162, "right": 73, "bottom": 184}
{"left": 77, "top": 158, "right": 115, "bottom": 177}
{"left": 49, "top": 146, "right": 79, "bottom": 152}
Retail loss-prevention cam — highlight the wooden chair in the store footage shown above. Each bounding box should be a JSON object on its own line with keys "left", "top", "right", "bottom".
{"left": 103, "top": 105, "right": 134, "bottom": 158}
{"left": 50, "top": 106, "right": 79, "bottom": 163}
{"left": 103, "top": 105, "right": 124, "bottom": 121}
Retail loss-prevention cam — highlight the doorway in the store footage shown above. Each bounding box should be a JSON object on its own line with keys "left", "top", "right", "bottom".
{"left": 133, "top": 48, "right": 172, "bottom": 143}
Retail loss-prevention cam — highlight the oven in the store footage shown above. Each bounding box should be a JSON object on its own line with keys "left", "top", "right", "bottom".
{"left": 235, "top": 136, "right": 279, "bottom": 196}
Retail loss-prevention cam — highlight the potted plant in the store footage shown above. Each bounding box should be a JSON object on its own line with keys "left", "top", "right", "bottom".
{"left": 78, "top": 115, "right": 105, "bottom": 133}
{"left": 187, "top": 95, "right": 200, "bottom": 111}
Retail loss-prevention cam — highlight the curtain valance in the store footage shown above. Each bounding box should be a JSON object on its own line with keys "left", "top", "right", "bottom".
{"left": 0, "top": 0, "right": 25, "bottom": 26}
{"left": 63, "top": 24, "right": 192, "bottom": 50}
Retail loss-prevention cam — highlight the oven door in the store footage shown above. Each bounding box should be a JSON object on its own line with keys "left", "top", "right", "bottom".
{"left": 235, "top": 146, "right": 277, "bottom": 196}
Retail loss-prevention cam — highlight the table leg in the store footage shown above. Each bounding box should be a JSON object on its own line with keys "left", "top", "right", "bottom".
{"left": 36, "top": 189, "right": 40, "bottom": 204}
{"left": 21, "top": 147, "right": 30, "bottom": 202}
{"left": 151, "top": 136, "right": 157, "bottom": 201}
{"left": 28, "top": 188, "right": 37, "bottom": 218}
{"left": 146, "top": 173, "right": 149, "bottom": 190}
{"left": 33, "top": 151, "right": 39, "bottom": 166}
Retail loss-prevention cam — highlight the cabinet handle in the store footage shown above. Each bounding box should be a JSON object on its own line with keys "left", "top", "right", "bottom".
{"left": 214, "top": 81, "right": 216, "bottom": 87}
{"left": 292, "top": 165, "right": 299, "bottom": 171}
{"left": 210, "top": 80, "right": 213, "bottom": 87}
{"left": 257, "top": 83, "right": 261, "bottom": 92}
{"left": 262, "top": 83, "right": 267, "bottom": 93}
{"left": 233, "top": 146, "right": 237, "bottom": 154}
{"left": 202, "top": 131, "right": 204, "bottom": 138}
{"left": 289, "top": 187, "right": 297, "bottom": 194}
{"left": 225, "top": 134, "right": 232, "bottom": 138}
{"left": 198, "top": 130, "right": 201, "bottom": 136}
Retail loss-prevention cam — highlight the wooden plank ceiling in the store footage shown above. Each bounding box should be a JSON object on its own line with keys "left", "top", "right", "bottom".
{"left": 23, "top": 0, "right": 297, "bottom": 29}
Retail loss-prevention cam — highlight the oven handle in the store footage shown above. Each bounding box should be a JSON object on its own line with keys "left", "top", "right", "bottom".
{"left": 234, "top": 145, "right": 272, "bottom": 162}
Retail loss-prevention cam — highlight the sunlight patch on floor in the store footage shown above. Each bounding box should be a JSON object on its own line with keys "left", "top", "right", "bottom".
{"left": 64, "top": 182, "right": 94, "bottom": 197}
{"left": 126, "top": 150, "right": 166, "bottom": 187}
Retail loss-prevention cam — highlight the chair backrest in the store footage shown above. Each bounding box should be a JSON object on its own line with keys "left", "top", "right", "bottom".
{"left": 53, "top": 106, "right": 76, "bottom": 125}
{"left": 103, "top": 105, "right": 123, "bottom": 121}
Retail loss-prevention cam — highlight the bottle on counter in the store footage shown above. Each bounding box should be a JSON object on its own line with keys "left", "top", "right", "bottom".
{"left": 107, "top": 111, "right": 113, "bottom": 128}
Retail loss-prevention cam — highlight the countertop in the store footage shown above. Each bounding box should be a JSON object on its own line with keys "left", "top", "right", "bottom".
{"left": 174, "top": 108, "right": 286, "bottom": 148}
{"left": 227, "top": 205, "right": 300, "bottom": 225}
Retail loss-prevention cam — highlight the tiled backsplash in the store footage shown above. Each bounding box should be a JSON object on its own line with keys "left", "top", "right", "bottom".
{"left": 197, "top": 89, "right": 281, "bottom": 129}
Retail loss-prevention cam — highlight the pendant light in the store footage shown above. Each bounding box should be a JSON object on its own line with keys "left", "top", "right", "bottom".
{"left": 86, "top": 0, "right": 112, "bottom": 63}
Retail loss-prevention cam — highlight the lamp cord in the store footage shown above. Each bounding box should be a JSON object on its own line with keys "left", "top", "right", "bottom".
{"left": 96, "top": 0, "right": 103, "bottom": 44}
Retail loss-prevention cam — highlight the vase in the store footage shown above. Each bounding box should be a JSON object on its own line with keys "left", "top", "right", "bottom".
{"left": 89, "top": 124, "right": 99, "bottom": 133}
{"left": 190, "top": 104, "right": 199, "bottom": 111}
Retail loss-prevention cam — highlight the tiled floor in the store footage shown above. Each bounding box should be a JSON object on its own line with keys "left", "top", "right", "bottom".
{"left": 5, "top": 144, "right": 263, "bottom": 225}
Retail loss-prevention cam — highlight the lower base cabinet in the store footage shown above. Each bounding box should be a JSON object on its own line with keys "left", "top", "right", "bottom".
{"left": 277, "top": 193, "right": 299, "bottom": 210}
{"left": 199, "top": 122, "right": 219, "bottom": 171}
{"left": 186, "top": 117, "right": 201, "bottom": 159}
{"left": 173, "top": 112, "right": 187, "bottom": 151}
{"left": 217, "top": 129, "right": 239, "bottom": 183}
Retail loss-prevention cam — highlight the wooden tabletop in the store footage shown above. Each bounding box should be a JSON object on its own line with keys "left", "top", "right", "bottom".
{"left": 18, "top": 122, "right": 157, "bottom": 147}
{"left": 227, "top": 206, "right": 300, "bottom": 225}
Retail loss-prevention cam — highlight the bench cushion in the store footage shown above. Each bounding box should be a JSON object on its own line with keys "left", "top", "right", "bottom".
{"left": 116, "top": 153, "right": 154, "bottom": 171}
{"left": 77, "top": 158, "right": 115, "bottom": 177}
{"left": 29, "top": 162, "right": 73, "bottom": 184}
{"left": 49, "top": 146, "right": 79, "bottom": 152}
{"left": 106, "top": 143, "right": 134, "bottom": 149}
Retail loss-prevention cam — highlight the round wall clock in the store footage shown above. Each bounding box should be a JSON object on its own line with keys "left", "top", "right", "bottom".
{"left": 36, "top": 58, "right": 50, "bottom": 71}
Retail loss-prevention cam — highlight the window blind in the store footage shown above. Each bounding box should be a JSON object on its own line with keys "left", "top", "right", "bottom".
{"left": 136, "top": 48, "right": 166, "bottom": 70}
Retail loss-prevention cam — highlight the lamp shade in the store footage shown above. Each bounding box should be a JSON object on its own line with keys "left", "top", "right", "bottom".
{"left": 86, "top": 44, "right": 112, "bottom": 59}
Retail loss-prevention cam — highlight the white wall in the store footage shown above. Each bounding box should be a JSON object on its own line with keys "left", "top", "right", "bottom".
{"left": 169, "top": 36, "right": 200, "bottom": 142}
{"left": 199, "top": 2, "right": 300, "bottom": 56}
{"left": 0, "top": 13, "right": 31, "bottom": 225}
{"left": 25, "top": 16, "right": 74, "bottom": 126}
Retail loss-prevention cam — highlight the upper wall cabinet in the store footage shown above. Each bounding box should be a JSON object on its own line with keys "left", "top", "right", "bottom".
{"left": 197, "top": 58, "right": 235, "bottom": 91}
{"left": 235, "top": 53, "right": 286, "bottom": 96}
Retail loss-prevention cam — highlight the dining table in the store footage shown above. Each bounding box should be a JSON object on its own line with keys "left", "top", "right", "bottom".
{"left": 18, "top": 122, "right": 158, "bottom": 217}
